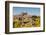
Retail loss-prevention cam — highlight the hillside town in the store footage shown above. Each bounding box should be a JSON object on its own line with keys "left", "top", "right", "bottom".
{"left": 13, "top": 12, "right": 40, "bottom": 28}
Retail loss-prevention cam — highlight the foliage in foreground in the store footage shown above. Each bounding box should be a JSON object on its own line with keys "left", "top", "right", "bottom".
{"left": 13, "top": 16, "right": 40, "bottom": 28}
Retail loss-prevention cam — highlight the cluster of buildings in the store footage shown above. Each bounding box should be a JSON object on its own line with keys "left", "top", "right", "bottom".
{"left": 13, "top": 12, "right": 40, "bottom": 27}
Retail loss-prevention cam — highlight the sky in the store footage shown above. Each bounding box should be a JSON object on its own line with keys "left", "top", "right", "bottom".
{"left": 13, "top": 7, "right": 40, "bottom": 16}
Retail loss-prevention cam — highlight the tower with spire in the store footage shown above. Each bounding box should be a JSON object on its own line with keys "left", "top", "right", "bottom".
{"left": 21, "top": 11, "right": 27, "bottom": 16}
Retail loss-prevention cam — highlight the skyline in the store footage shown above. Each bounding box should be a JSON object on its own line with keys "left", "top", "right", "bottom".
{"left": 13, "top": 7, "right": 40, "bottom": 16}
